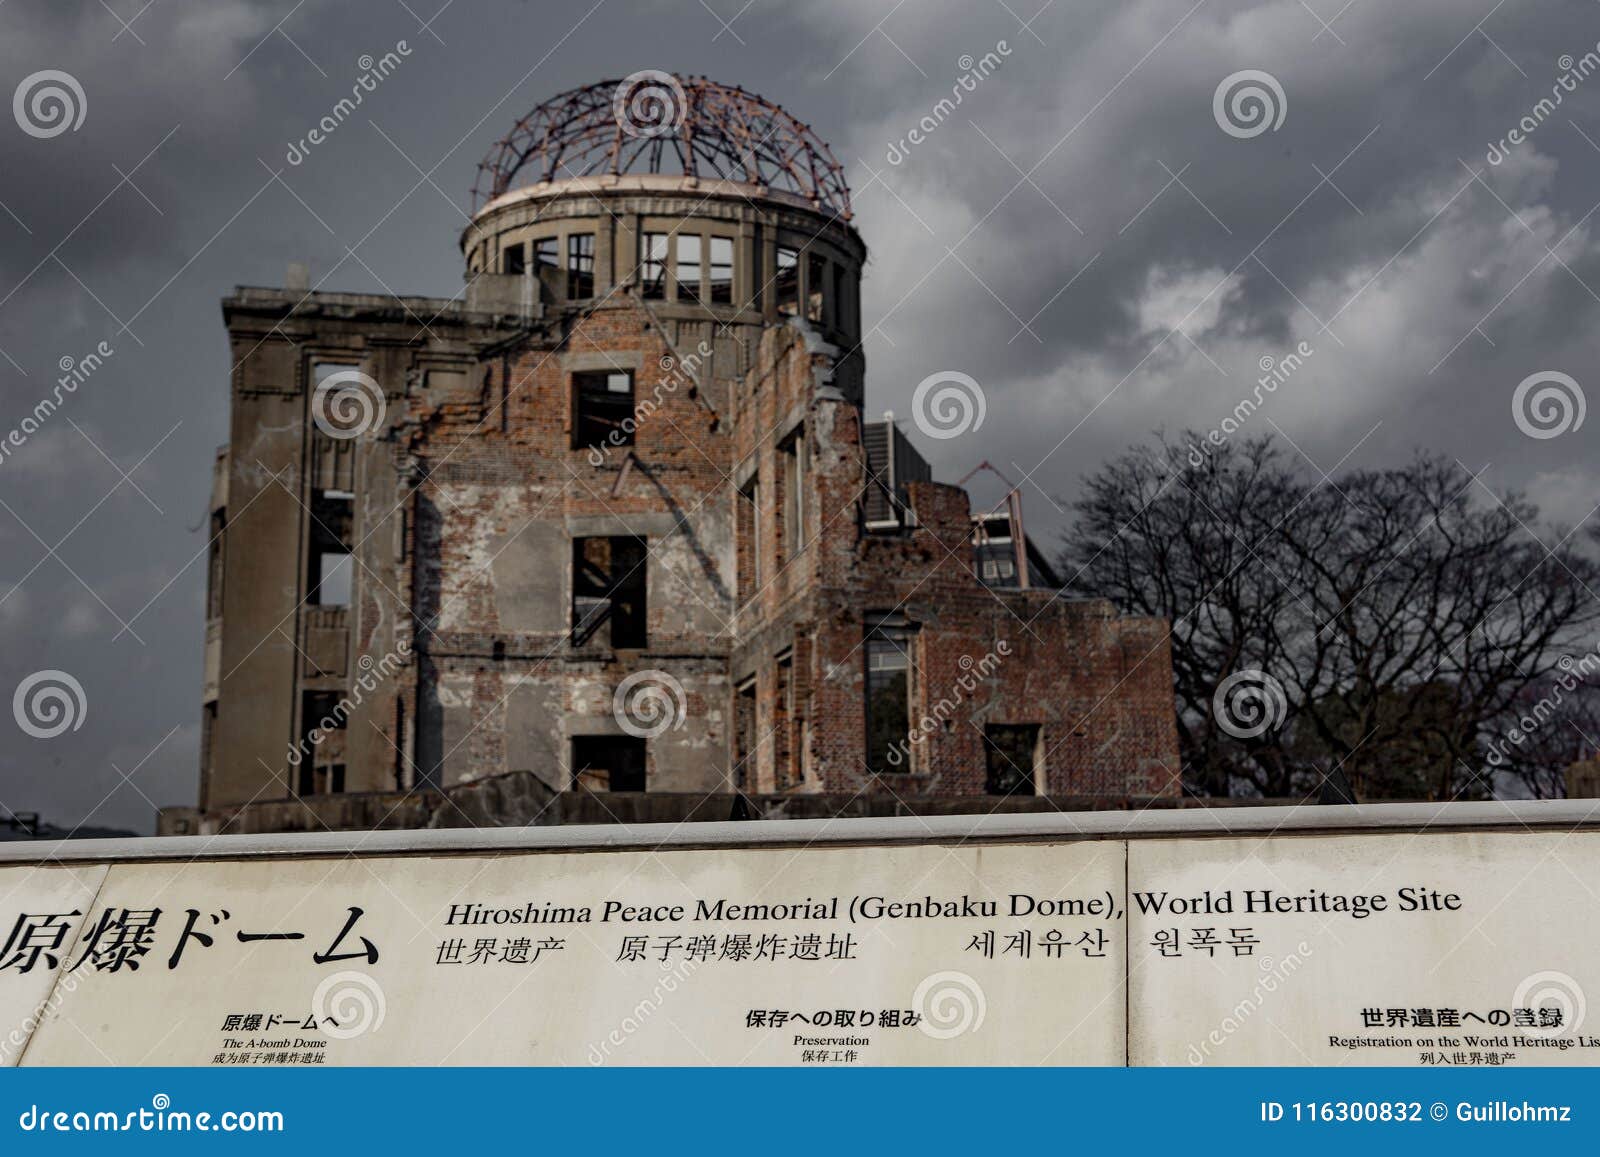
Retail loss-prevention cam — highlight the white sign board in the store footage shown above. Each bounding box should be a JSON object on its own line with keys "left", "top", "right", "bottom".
{"left": 8, "top": 825, "right": 1600, "bottom": 1066}
{"left": 19, "top": 842, "right": 1125, "bottom": 1066}
{"left": 1129, "top": 832, "right": 1600, "bottom": 1066}
{"left": 0, "top": 863, "right": 105, "bottom": 1066}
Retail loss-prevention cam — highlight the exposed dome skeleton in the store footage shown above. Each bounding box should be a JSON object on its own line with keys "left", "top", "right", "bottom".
{"left": 472, "top": 74, "right": 852, "bottom": 219}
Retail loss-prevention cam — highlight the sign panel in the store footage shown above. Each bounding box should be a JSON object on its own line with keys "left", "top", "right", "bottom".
{"left": 0, "top": 863, "right": 106, "bottom": 1066}
{"left": 20, "top": 841, "right": 1125, "bottom": 1065}
{"left": 1129, "top": 832, "right": 1600, "bottom": 1066}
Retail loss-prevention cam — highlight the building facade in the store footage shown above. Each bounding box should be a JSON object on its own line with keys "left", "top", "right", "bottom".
{"left": 170, "top": 77, "right": 1180, "bottom": 835}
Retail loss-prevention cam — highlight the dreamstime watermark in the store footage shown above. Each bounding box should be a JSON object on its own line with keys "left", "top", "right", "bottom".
{"left": 587, "top": 957, "right": 701, "bottom": 1064}
{"left": 1212, "top": 669, "right": 1288, "bottom": 739}
{"left": 0, "top": 339, "right": 114, "bottom": 469}
{"left": 885, "top": 41, "right": 1014, "bottom": 166}
{"left": 1187, "top": 341, "right": 1314, "bottom": 467}
{"left": 286, "top": 42, "right": 413, "bottom": 165}
{"left": 13, "top": 70, "right": 86, "bottom": 139}
{"left": 1486, "top": 48, "right": 1600, "bottom": 165}
{"left": 882, "top": 642, "right": 1012, "bottom": 770}
{"left": 586, "top": 340, "right": 713, "bottom": 466}
{"left": 1511, "top": 370, "right": 1584, "bottom": 439}
{"left": 310, "top": 971, "right": 386, "bottom": 1039}
{"left": 613, "top": 670, "right": 687, "bottom": 739}
{"left": 285, "top": 642, "right": 410, "bottom": 769}
{"left": 1512, "top": 970, "right": 1586, "bottom": 1036}
{"left": 613, "top": 70, "right": 687, "bottom": 139}
{"left": 1484, "top": 643, "right": 1600, "bottom": 768}
{"left": 13, "top": 669, "right": 86, "bottom": 740}
{"left": 911, "top": 370, "right": 985, "bottom": 440}
{"left": 16, "top": 1094, "right": 283, "bottom": 1134}
{"left": 912, "top": 970, "right": 986, "bottom": 1039}
{"left": 1186, "top": 942, "right": 1313, "bottom": 1064}
{"left": 1213, "top": 70, "right": 1286, "bottom": 139}
{"left": 1, "top": 962, "right": 94, "bottom": 1065}
{"left": 311, "top": 368, "right": 386, "bottom": 440}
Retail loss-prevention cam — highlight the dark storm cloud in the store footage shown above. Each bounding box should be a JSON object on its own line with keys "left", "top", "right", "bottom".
{"left": 1, "top": 0, "right": 1597, "bottom": 830}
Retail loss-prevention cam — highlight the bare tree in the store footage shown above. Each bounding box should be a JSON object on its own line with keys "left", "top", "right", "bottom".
{"left": 1061, "top": 434, "right": 1600, "bottom": 800}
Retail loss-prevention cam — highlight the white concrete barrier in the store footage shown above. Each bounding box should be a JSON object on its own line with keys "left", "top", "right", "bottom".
{"left": 1, "top": 800, "right": 1596, "bottom": 1066}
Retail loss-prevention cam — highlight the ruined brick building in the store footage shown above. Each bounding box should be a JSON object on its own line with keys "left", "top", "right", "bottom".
{"left": 166, "top": 76, "right": 1180, "bottom": 835}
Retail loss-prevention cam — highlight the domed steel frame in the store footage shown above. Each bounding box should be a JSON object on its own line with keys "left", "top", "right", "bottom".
{"left": 472, "top": 75, "right": 852, "bottom": 219}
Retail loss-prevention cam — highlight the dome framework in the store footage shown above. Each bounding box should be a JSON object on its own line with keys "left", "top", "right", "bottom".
{"left": 471, "top": 74, "right": 852, "bottom": 219}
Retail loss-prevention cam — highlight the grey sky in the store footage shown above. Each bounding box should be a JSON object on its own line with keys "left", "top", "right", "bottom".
{"left": 2, "top": 0, "right": 1597, "bottom": 832}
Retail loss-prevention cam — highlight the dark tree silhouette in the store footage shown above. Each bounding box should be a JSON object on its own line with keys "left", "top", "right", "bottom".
{"left": 1060, "top": 434, "right": 1600, "bottom": 800}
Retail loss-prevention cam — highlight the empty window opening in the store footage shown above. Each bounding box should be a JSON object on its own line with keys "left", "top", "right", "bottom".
{"left": 502, "top": 242, "right": 525, "bottom": 276}
{"left": 573, "top": 370, "right": 635, "bottom": 451}
{"left": 572, "top": 736, "right": 646, "bottom": 792}
{"left": 572, "top": 535, "right": 648, "bottom": 649}
{"left": 307, "top": 489, "right": 353, "bottom": 606}
{"left": 865, "top": 619, "right": 915, "bottom": 775}
{"left": 315, "top": 551, "right": 352, "bottom": 606}
{"left": 737, "top": 475, "right": 761, "bottom": 600}
{"left": 567, "top": 233, "right": 595, "bottom": 298}
{"left": 734, "top": 679, "right": 757, "bottom": 790}
{"left": 532, "top": 236, "right": 559, "bottom": 300}
{"left": 709, "top": 236, "right": 734, "bottom": 305}
{"left": 806, "top": 253, "right": 826, "bottom": 323}
{"left": 676, "top": 234, "right": 702, "bottom": 304}
{"left": 985, "top": 724, "right": 1040, "bottom": 796}
{"left": 206, "top": 508, "right": 226, "bottom": 619}
{"left": 774, "top": 247, "right": 799, "bottom": 316}
{"left": 298, "top": 690, "right": 348, "bottom": 796}
{"left": 775, "top": 653, "right": 796, "bottom": 788}
{"left": 779, "top": 431, "right": 805, "bottom": 562}
{"left": 641, "top": 232, "right": 669, "bottom": 300}
{"left": 200, "top": 701, "right": 218, "bottom": 781}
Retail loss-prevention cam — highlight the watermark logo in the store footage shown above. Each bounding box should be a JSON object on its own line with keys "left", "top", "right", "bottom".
{"left": 0, "top": 339, "right": 114, "bottom": 470}
{"left": 912, "top": 971, "right": 986, "bottom": 1039}
{"left": 1188, "top": 340, "right": 1314, "bottom": 467}
{"left": 911, "top": 370, "right": 985, "bottom": 440}
{"left": 613, "top": 670, "right": 687, "bottom": 739}
{"left": 885, "top": 41, "right": 1013, "bottom": 166}
{"left": 586, "top": 341, "right": 713, "bottom": 466}
{"left": 312, "top": 368, "right": 386, "bottom": 440}
{"left": 1512, "top": 970, "right": 1585, "bottom": 1035}
{"left": 13, "top": 670, "right": 86, "bottom": 739}
{"left": 286, "top": 642, "right": 410, "bottom": 768}
{"left": 1187, "top": 943, "right": 1313, "bottom": 1064}
{"left": 1487, "top": 46, "right": 1600, "bottom": 164}
{"left": 1213, "top": 70, "right": 1286, "bottom": 139}
{"left": 613, "top": 71, "right": 687, "bottom": 139}
{"left": 286, "top": 42, "right": 412, "bottom": 166}
{"left": 882, "top": 642, "right": 1011, "bottom": 770}
{"left": 1212, "top": 669, "right": 1287, "bottom": 739}
{"left": 13, "top": 70, "right": 86, "bottom": 139}
{"left": 1512, "top": 371, "right": 1584, "bottom": 439}
{"left": 587, "top": 957, "right": 701, "bottom": 1064}
{"left": 312, "top": 971, "right": 385, "bottom": 1039}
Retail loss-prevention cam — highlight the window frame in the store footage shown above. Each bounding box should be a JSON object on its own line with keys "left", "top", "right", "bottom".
{"left": 571, "top": 369, "right": 636, "bottom": 452}
{"left": 675, "top": 233, "right": 703, "bottom": 304}
{"left": 571, "top": 535, "right": 649, "bottom": 650}
{"left": 984, "top": 723, "right": 1042, "bottom": 796}
{"left": 774, "top": 246, "right": 800, "bottom": 317}
{"left": 864, "top": 617, "right": 917, "bottom": 775}
{"left": 567, "top": 232, "right": 596, "bottom": 298}
{"left": 640, "top": 232, "right": 669, "bottom": 300}
{"left": 708, "top": 236, "right": 735, "bottom": 305}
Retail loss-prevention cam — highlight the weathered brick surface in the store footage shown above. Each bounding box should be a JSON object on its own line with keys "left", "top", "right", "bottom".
{"left": 198, "top": 186, "right": 1179, "bottom": 831}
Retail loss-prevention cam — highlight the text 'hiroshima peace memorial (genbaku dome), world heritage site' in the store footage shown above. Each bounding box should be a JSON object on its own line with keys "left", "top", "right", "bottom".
{"left": 162, "top": 74, "right": 1181, "bottom": 836}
